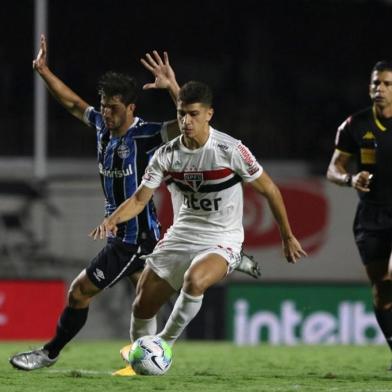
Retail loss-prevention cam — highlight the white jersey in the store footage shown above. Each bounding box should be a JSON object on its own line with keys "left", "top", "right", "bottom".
{"left": 166, "top": 181, "right": 182, "bottom": 223}
{"left": 142, "top": 127, "right": 263, "bottom": 251}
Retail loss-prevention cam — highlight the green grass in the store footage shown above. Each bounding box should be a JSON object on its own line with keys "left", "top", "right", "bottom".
{"left": 1, "top": 341, "right": 392, "bottom": 392}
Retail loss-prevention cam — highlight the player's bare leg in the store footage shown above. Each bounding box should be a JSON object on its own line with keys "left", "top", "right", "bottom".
{"left": 158, "top": 253, "right": 228, "bottom": 346}
{"left": 132, "top": 266, "right": 176, "bottom": 338}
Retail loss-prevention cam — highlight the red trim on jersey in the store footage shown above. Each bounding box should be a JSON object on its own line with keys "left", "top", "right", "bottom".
{"left": 165, "top": 168, "right": 234, "bottom": 181}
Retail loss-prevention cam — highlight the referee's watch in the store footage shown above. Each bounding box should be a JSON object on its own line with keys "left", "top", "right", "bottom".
{"left": 344, "top": 173, "right": 352, "bottom": 187}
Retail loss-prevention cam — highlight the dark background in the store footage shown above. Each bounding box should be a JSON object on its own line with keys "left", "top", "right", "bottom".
{"left": 2, "top": 0, "right": 391, "bottom": 173}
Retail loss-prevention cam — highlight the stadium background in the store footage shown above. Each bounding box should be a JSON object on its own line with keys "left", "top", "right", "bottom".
{"left": 0, "top": 0, "right": 391, "bottom": 344}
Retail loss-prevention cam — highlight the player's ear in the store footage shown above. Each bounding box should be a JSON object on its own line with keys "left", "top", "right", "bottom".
{"left": 128, "top": 103, "right": 136, "bottom": 114}
{"left": 207, "top": 107, "right": 214, "bottom": 122}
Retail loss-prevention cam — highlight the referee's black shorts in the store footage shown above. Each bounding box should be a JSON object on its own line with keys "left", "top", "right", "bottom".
{"left": 353, "top": 202, "right": 392, "bottom": 265}
{"left": 86, "top": 237, "right": 156, "bottom": 289}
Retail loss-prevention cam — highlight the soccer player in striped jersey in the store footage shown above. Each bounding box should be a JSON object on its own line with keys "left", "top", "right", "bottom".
{"left": 9, "top": 35, "right": 180, "bottom": 371}
{"left": 91, "top": 81, "right": 307, "bottom": 350}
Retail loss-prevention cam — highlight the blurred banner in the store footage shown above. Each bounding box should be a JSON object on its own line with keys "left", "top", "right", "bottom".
{"left": 226, "top": 283, "right": 382, "bottom": 346}
{"left": 0, "top": 280, "right": 65, "bottom": 339}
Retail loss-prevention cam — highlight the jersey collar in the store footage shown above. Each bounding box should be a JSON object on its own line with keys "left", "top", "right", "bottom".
{"left": 372, "top": 105, "right": 387, "bottom": 131}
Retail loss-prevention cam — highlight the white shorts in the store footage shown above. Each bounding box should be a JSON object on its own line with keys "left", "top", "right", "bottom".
{"left": 144, "top": 240, "right": 241, "bottom": 291}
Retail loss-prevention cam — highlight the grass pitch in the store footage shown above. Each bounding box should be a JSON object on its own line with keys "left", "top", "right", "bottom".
{"left": 1, "top": 341, "right": 391, "bottom": 392}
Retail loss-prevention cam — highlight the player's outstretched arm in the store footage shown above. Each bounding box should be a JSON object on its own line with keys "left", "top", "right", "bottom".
{"left": 250, "top": 171, "right": 307, "bottom": 263}
{"left": 89, "top": 185, "right": 155, "bottom": 240}
{"left": 33, "top": 34, "right": 89, "bottom": 122}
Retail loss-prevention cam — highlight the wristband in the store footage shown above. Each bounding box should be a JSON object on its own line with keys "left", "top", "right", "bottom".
{"left": 344, "top": 174, "right": 352, "bottom": 187}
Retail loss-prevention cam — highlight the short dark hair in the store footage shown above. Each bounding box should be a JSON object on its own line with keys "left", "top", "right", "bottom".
{"left": 97, "top": 71, "right": 138, "bottom": 105}
{"left": 179, "top": 81, "right": 213, "bottom": 107}
{"left": 372, "top": 60, "right": 392, "bottom": 74}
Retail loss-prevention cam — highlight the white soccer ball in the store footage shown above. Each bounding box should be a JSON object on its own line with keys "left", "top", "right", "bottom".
{"left": 128, "top": 335, "right": 173, "bottom": 376}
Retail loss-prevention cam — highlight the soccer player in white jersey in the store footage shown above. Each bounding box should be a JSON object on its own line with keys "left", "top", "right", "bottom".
{"left": 91, "top": 81, "right": 307, "bottom": 347}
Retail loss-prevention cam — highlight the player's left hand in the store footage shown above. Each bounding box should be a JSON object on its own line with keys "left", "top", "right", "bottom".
{"left": 282, "top": 236, "right": 307, "bottom": 263}
{"left": 140, "top": 50, "right": 176, "bottom": 90}
{"left": 89, "top": 218, "right": 118, "bottom": 240}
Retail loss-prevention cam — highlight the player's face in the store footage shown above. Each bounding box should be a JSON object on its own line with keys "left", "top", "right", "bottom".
{"left": 369, "top": 70, "right": 392, "bottom": 110}
{"left": 177, "top": 101, "right": 213, "bottom": 140}
{"left": 100, "top": 95, "right": 134, "bottom": 133}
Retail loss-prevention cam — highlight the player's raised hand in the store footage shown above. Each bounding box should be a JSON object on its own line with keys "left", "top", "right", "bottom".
{"left": 33, "top": 34, "right": 48, "bottom": 72}
{"left": 89, "top": 217, "right": 118, "bottom": 240}
{"left": 282, "top": 236, "right": 307, "bottom": 264}
{"left": 141, "top": 50, "right": 176, "bottom": 90}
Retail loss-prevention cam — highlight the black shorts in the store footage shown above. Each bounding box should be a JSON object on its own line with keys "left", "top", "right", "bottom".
{"left": 86, "top": 237, "right": 156, "bottom": 290}
{"left": 353, "top": 202, "right": 392, "bottom": 265}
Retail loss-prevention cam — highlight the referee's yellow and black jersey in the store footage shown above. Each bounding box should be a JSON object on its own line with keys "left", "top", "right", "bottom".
{"left": 335, "top": 106, "right": 392, "bottom": 204}
{"left": 86, "top": 108, "right": 165, "bottom": 244}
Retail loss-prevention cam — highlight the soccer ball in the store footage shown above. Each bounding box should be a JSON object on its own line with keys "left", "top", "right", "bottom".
{"left": 128, "top": 335, "right": 173, "bottom": 376}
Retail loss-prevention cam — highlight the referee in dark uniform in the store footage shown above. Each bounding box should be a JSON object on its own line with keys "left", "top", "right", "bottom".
{"left": 327, "top": 60, "right": 392, "bottom": 369}
{"left": 9, "top": 35, "right": 180, "bottom": 371}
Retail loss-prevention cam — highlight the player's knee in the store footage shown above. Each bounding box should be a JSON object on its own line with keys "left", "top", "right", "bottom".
{"left": 183, "top": 270, "right": 206, "bottom": 296}
{"left": 67, "top": 284, "right": 85, "bottom": 307}
{"left": 68, "top": 278, "right": 97, "bottom": 307}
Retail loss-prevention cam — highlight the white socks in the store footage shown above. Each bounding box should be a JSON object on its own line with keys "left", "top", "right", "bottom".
{"left": 130, "top": 314, "right": 157, "bottom": 342}
{"left": 158, "top": 289, "right": 204, "bottom": 346}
